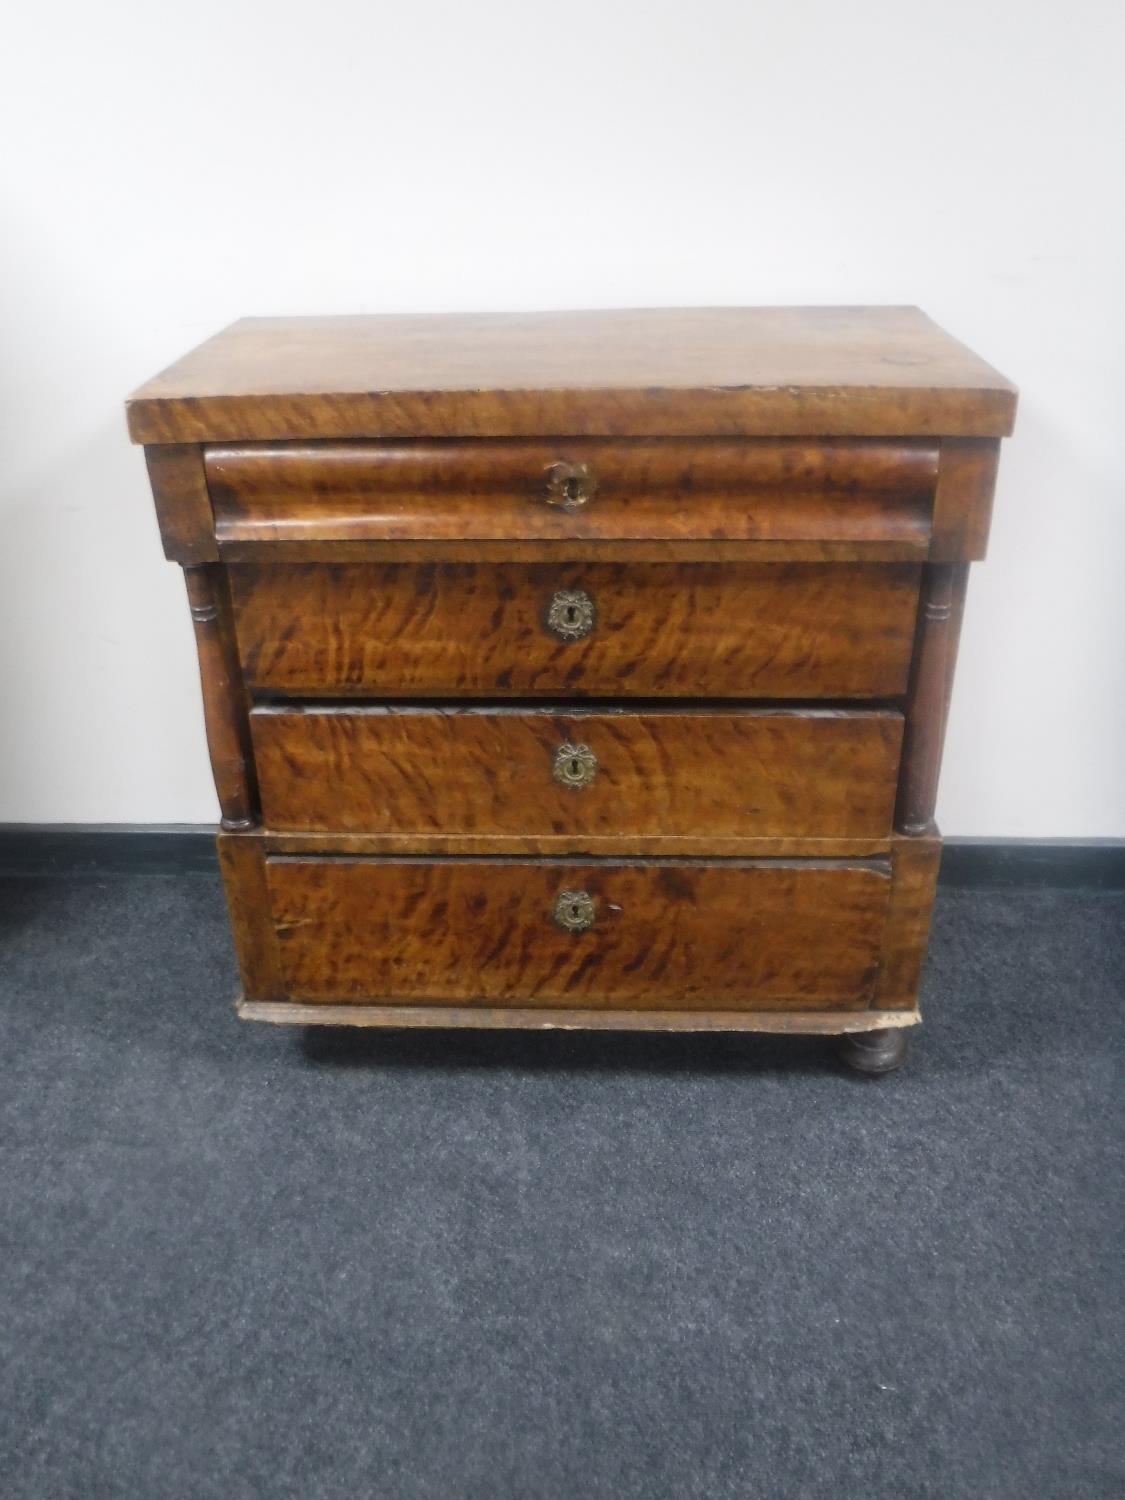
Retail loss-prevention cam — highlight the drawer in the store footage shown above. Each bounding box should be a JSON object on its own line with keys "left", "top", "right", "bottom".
{"left": 265, "top": 857, "right": 892, "bottom": 1009}
{"left": 207, "top": 438, "right": 936, "bottom": 556}
{"left": 250, "top": 705, "right": 904, "bottom": 845}
{"left": 230, "top": 560, "right": 920, "bottom": 698}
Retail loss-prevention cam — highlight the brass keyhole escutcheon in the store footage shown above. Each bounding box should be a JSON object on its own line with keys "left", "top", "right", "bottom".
{"left": 553, "top": 889, "right": 596, "bottom": 932}
{"left": 546, "top": 588, "right": 595, "bottom": 642}
{"left": 553, "top": 741, "right": 597, "bottom": 790}
{"left": 543, "top": 460, "right": 596, "bottom": 510}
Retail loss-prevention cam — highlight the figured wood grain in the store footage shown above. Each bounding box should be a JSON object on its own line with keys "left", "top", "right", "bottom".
{"left": 874, "top": 830, "right": 942, "bottom": 1010}
{"left": 896, "top": 565, "right": 969, "bottom": 833}
{"left": 126, "top": 307, "right": 1018, "bottom": 444}
{"left": 229, "top": 560, "right": 922, "bottom": 699}
{"left": 250, "top": 706, "right": 904, "bottom": 842}
{"left": 930, "top": 439, "right": 1001, "bottom": 561}
{"left": 261, "top": 832, "right": 894, "bottom": 858}
{"left": 145, "top": 444, "right": 217, "bottom": 562}
{"left": 218, "top": 539, "right": 928, "bottom": 564}
{"left": 183, "top": 565, "right": 257, "bottom": 829}
{"left": 206, "top": 438, "right": 936, "bottom": 551}
{"left": 238, "top": 1000, "right": 920, "bottom": 1033}
{"left": 264, "top": 857, "right": 892, "bottom": 1009}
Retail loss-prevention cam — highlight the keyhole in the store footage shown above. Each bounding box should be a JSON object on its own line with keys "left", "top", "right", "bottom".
{"left": 569, "top": 758, "right": 581, "bottom": 777}
{"left": 565, "top": 475, "right": 582, "bottom": 502}
{"left": 565, "top": 604, "right": 578, "bottom": 625}
{"left": 570, "top": 902, "right": 582, "bottom": 921}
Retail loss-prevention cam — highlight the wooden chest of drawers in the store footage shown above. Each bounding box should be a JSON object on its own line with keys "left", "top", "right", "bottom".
{"left": 128, "top": 307, "right": 1016, "bottom": 1072}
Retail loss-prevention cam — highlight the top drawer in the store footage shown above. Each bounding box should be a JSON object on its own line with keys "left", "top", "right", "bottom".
{"left": 205, "top": 438, "right": 937, "bottom": 559}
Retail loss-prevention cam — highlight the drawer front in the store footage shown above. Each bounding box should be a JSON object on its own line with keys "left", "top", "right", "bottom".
{"left": 266, "top": 858, "right": 891, "bottom": 1009}
{"left": 230, "top": 561, "right": 920, "bottom": 698}
{"left": 251, "top": 706, "right": 904, "bottom": 842}
{"left": 207, "top": 438, "right": 936, "bottom": 553}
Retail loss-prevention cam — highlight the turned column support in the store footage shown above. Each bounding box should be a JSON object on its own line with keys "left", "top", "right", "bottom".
{"left": 183, "top": 564, "right": 258, "bottom": 831}
{"left": 896, "top": 564, "right": 969, "bottom": 835}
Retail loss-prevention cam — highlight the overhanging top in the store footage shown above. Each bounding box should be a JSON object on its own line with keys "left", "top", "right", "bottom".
{"left": 126, "top": 306, "right": 1018, "bottom": 445}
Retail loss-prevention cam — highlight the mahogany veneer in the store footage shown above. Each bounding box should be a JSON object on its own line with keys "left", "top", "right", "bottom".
{"left": 130, "top": 307, "right": 1015, "bottom": 1069}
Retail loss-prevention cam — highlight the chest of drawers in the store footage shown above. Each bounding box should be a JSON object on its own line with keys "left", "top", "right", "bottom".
{"left": 128, "top": 307, "right": 1016, "bottom": 1072}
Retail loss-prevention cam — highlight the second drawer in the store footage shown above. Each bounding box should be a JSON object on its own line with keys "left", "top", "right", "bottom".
{"left": 250, "top": 705, "right": 904, "bottom": 844}
{"left": 229, "top": 561, "right": 921, "bottom": 699}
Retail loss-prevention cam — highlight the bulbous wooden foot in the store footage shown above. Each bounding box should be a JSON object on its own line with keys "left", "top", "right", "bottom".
{"left": 837, "top": 1027, "right": 910, "bottom": 1075}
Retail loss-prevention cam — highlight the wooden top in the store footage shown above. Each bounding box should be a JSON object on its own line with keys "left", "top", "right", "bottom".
{"left": 127, "top": 306, "right": 1016, "bottom": 445}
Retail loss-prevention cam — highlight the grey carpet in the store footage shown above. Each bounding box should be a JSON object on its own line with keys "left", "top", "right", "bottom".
{"left": 0, "top": 873, "right": 1122, "bottom": 1500}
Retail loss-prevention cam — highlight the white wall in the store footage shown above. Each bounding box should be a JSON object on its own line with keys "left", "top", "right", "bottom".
{"left": 2, "top": 0, "right": 1122, "bottom": 834}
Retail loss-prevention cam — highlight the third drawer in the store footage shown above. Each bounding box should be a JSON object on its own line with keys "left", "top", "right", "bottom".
{"left": 250, "top": 704, "right": 904, "bottom": 846}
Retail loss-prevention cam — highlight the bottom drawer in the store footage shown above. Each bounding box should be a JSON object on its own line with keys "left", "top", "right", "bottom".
{"left": 265, "top": 857, "right": 891, "bottom": 1010}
